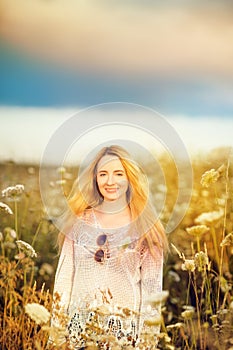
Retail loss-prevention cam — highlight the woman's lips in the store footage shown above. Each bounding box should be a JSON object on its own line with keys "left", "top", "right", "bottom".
{"left": 105, "top": 188, "right": 118, "bottom": 193}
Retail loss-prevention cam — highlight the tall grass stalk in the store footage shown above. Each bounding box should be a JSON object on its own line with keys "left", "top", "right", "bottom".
{"left": 14, "top": 199, "right": 19, "bottom": 240}
{"left": 217, "top": 157, "right": 230, "bottom": 311}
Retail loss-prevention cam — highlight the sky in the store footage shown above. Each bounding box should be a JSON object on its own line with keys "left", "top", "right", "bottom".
{"left": 0, "top": 0, "right": 233, "bottom": 163}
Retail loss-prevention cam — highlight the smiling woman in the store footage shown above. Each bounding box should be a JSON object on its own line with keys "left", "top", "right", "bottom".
{"left": 51, "top": 145, "right": 168, "bottom": 348}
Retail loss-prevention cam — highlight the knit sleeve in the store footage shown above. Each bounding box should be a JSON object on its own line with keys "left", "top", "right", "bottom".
{"left": 139, "top": 245, "right": 163, "bottom": 335}
{"left": 53, "top": 235, "right": 75, "bottom": 314}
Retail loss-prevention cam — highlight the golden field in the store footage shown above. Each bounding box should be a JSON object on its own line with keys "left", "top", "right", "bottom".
{"left": 0, "top": 146, "right": 233, "bottom": 349}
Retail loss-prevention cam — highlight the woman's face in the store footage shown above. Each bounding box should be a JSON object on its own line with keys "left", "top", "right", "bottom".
{"left": 96, "top": 155, "right": 129, "bottom": 202}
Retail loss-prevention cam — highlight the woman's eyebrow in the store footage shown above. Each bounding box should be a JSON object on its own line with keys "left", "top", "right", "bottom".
{"left": 97, "top": 169, "right": 125, "bottom": 173}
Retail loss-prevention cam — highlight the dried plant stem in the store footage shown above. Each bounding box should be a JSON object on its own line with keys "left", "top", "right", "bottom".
{"left": 31, "top": 221, "right": 42, "bottom": 247}
{"left": 217, "top": 157, "right": 230, "bottom": 310}
{"left": 210, "top": 226, "right": 219, "bottom": 268}
{"left": 186, "top": 272, "right": 192, "bottom": 306}
{"left": 192, "top": 273, "right": 203, "bottom": 350}
{"left": 196, "top": 235, "right": 201, "bottom": 253}
{"left": 14, "top": 200, "right": 19, "bottom": 240}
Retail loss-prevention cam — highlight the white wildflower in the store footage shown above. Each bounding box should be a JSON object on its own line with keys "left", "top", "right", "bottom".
{"left": 181, "top": 259, "right": 196, "bottom": 272}
{"left": 181, "top": 306, "right": 195, "bottom": 320}
{"left": 0, "top": 202, "right": 13, "bottom": 215}
{"left": 39, "top": 263, "right": 54, "bottom": 276}
{"left": 145, "top": 290, "right": 169, "bottom": 306}
{"left": 25, "top": 303, "right": 50, "bottom": 325}
{"left": 16, "top": 240, "right": 37, "bottom": 258}
{"left": 157, "top": 333, "right": 172, "bottom": 343}
{"left": 2, "top": 184, "right": 24, "bottom": 200}
{"left": 194, "top": 251, "right": 209, "bottom": 271}
{"left": 186, "top": 225, "right": 209, "bottom": 236}
{"left": 166, "top": 322, "right": 184, "bottom": 330}
{"left": 144, "top": 315, "right": 162, "bottom": 326}
{"left": 200, "top": 169, "right": 219, "bottom": 188}
{"left": 157, "top": 184, "right": 167, "bottom": 193}
{"left": 56, "top": 179, "right": 66, "bottom": 185}
{"left": 27, "top": 167, "right": 35, "bottom": 175}
{"left": 4, "top": 227, "right": 16, "bottom": 241}
{"left": 10, "top": 229, "right": 17, "bottom": 239}
{"left": 57, "top": 166, "right": 66, "bottom": 174}
{"left": 201, "top": 190, "right": 209, "bottom": 197}
{"left": 194, "top": 210, "right": 224, "bottom": 225}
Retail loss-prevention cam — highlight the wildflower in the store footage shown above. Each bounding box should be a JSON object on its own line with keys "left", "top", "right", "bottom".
{"left": 0, "top": 202, "right": 13, "bottom": 215}
{"left": 194, "top": 210, "right": 224, "bottom": 225}
{"left": 57, "top": 166, "right": 66, "bottom": 174}
{"left": 168, "top": 270, "right": 180, "bottom": 282}
{"left": 39, "top": 263, "right": 54, "bottom": 276}
{"left": 10, "top": 229, "right": 16, "bottom": 239}
{"left": 157, "top": 184, "right": 167, "bottom": 193}
{"left": 14, "top": 251, "right": 26, "bottom": 260}
{"left": 27, "top": 167, "right": 35, "bottom": 175}
{"left": 145, "top": 290, "right": 169, "bottom": 306}
{"left": 216, "top": 198, "right": 226, "bottom": 207}
{"left": 157, "top": 332, "right": 172, "bottom": 343}
{"left": 220, "top": 232, "right": 233, "bottom": 247}
{"left": 181, "top": 306, "right": 195, "bottom": 320}
{"left": 201, "top": 168, "right": 219, "bottom": 188}
{"left": 219, "top": 277, "right": 231, "bottom": 293}
{"left": 194, "top": 251, "right": 209, "bottom": 271}
{"left": 2, "top": 184, "right": 24, "bottom": 200}
{"left": 16, "top": 240, "right": 37, "bottom": 258}
{"left": 25, "top": 303, "right": 50, "bottom": 325}
{"left": 4, "top": 242, "right": 16, "bottom": 249}
{"left": 201, "top": 190, "right": 209, "bottom": 197}
{"left": 4, "top": 227, "right": 16, "bottom": 241}
{"left": 186, "top": 225, "right": 209, "bottom": 236}
{"left": 56, "top": 179, "right": 66, "bottom": 186}
{"left": 166, "top": 322, "right": 184, "bottom": 331}
{"left": 144, "top": 315, "right": 162, "bottom": 326}
{"left": 181, "top": 259, "right": 196, "bottom": 272}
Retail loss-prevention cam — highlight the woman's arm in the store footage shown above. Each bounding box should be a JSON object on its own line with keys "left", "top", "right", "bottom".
{"left": 139, "top": 245, "right": 163, "bottom": 335}
{"left": 53, "top": 235, "right": 75, "bottom": 314}
{"left": 49, "top": 234, "right": 75, "bottom": 346}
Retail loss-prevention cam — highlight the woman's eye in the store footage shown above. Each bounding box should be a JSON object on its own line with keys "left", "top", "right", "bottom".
{"left": 116, "top": 173, "right": 123, "bottom": 176}
{"left": 99, "top": 173, "right": 106, "bottom": 177}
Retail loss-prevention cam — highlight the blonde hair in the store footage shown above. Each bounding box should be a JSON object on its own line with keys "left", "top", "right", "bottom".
{"left": 58, "top": 145, "right": 168, "bottom": 258}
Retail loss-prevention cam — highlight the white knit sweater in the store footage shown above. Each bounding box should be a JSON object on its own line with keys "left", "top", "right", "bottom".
{"left": 53, "top": 209, "right": 163, "bottom": 345}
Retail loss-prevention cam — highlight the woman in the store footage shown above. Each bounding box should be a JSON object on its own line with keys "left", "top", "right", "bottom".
{"left": 52, "top": 145, "right": 168, "bottom": 348}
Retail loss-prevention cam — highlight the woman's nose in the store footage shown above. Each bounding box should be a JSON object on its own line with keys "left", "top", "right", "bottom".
{"left": 106, "top": 173, "right": 114, "bottom": 185}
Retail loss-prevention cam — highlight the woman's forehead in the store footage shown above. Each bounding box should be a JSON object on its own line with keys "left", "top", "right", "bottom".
{"left": 97, "top": 155, "right": 124, "bottom": 171}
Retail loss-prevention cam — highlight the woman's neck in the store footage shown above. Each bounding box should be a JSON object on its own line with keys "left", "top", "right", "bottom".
{"left": 98, "top": 197, "right": 129, "bottom": 214}
{"left": 94, "top": 198, "right": 131, "bottom": 228}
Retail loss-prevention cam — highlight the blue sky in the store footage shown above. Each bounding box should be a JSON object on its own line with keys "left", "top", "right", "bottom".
{"left": 1, "top": 40, "right": 233, "bottom": 117}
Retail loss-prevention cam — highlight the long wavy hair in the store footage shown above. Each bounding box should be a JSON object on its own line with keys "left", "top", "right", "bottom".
{"left": 58, "top": 145, "right": 168, "bottom": 258}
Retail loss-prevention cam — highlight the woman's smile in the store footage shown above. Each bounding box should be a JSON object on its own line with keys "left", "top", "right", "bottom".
{"left": 96, "top": 155, "right": 129, "bottom": 202}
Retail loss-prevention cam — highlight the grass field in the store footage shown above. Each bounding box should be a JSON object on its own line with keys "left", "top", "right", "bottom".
{"left": 0, "top": 146, "right": 233, "bottom": 349}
